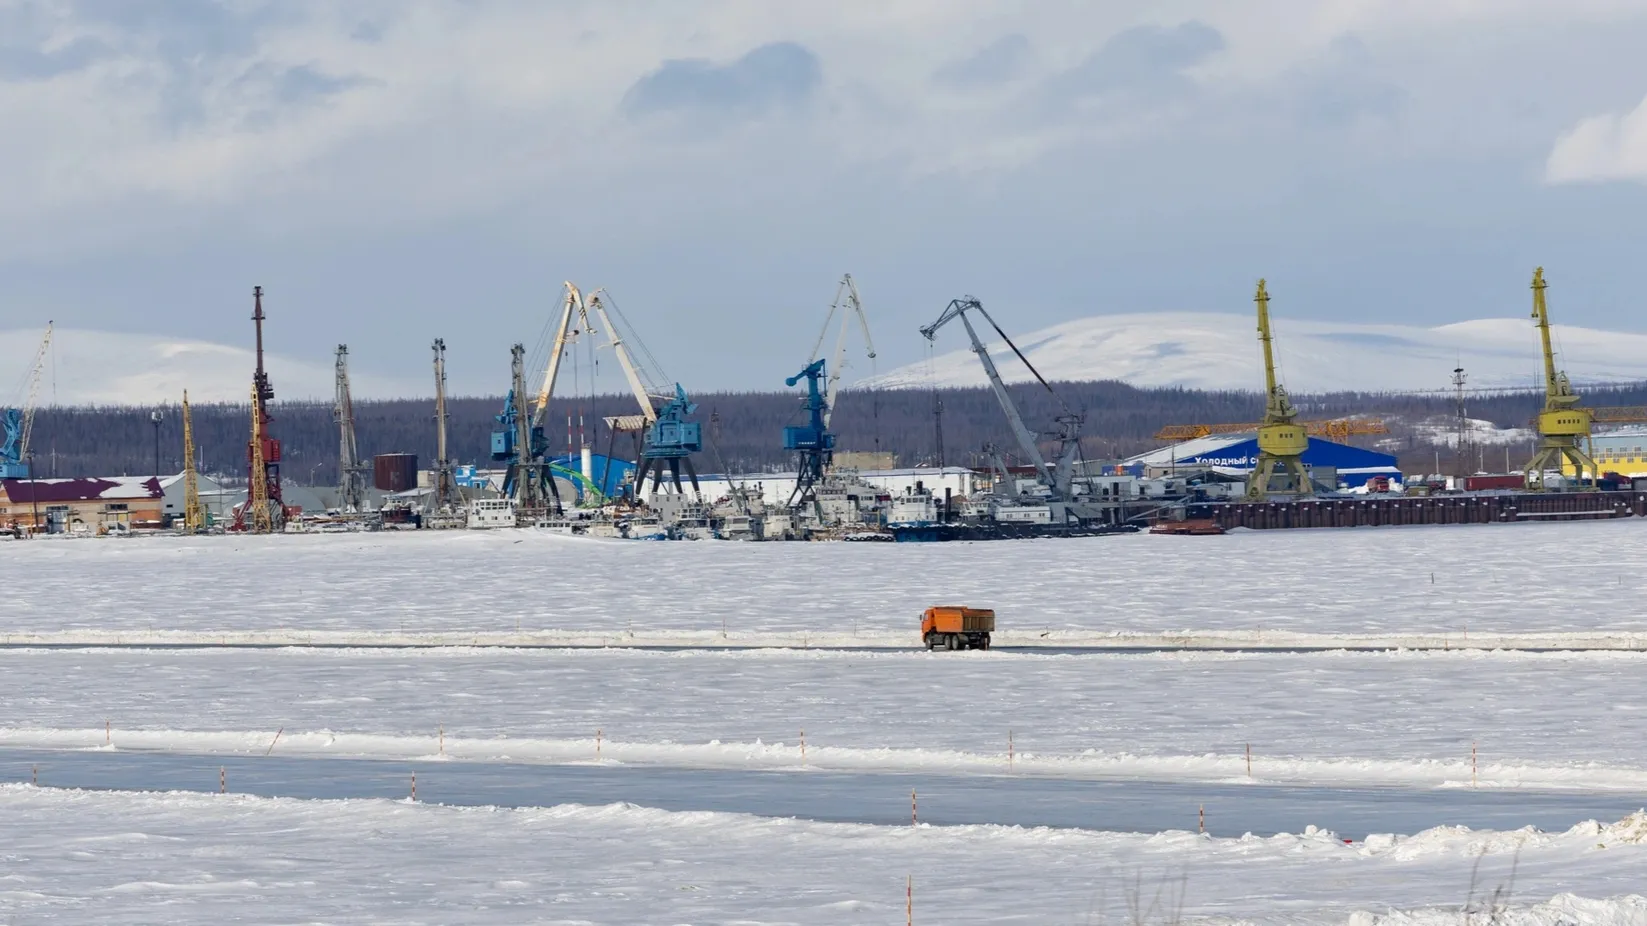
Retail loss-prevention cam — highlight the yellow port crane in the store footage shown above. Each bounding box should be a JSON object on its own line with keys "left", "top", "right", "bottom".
{"left": 246, "top": 383, "right": 273, "bottom": 533}
{"left": 1524, "top": 267, "right": 1597, "bottom": 490}
{"left": 180, "top": 390, "right": 205, "bottom": 533}
{"left": 1154, "top": 418, "right": 1389, "bottom": 443}
{"left": 1245, "top": 279, "right": 1313, "bottom": 499}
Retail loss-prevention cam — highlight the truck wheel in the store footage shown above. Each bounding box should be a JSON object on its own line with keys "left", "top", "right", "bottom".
{"left": 944, "top": 634, "right": 957, "bottom": 651}
{"left": 979, "top": 636, "right": 990, "bottom": 651}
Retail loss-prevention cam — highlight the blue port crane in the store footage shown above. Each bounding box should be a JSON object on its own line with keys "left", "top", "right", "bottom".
{"left": 783, "top": 358, "right": 834, "bottom": 508}
{"left": 633, "top": 383, "right": 704, "bottom": 496}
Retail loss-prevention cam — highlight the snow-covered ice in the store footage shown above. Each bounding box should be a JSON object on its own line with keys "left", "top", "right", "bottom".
{"left": 9, "top": 519, "right": 1647, "bottom": 636}
{"left": 7, "top": 520, "right": 1647, "bottom": 920}
{"left": 3, "top": 786, "right": 1647, "bottom": 925}
{"left": 3, "top": 648, "right": 1647, "bottom": 790}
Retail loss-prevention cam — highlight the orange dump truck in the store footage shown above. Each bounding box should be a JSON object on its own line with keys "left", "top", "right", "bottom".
{"left": 921, "top": 606, "right": 995, "bottom": 651}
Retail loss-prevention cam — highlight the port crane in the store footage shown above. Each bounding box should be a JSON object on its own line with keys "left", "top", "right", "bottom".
{"left": 583, "top": 288, "right": 702, "bottom": 498}
{"left": 1524, "top": 268, "right": 1598, "bottom": 490}
{"left": 1, "top": 321, "right": 52, "bottom": 479}
{"left": 806, "top": 274, "right": 877, "bottom": 430}
{"left": 1245, "top": 279, "right": 1313, "bottom": 499}
{"left": 919, "top": 297, "right": 1083, "bottom": 502}
{"left": 180, "top": 390, "right": 205, "bottom": 533}
{"left": 431, "top": 339, "right": 460, "bottom": 513}
{"left": 783, "top": 359, "right": 834, "bottom": 510}
{"left": 334, "top": 345, "right": 369, "bottom": 512}
{"left": 232, "top": 287, "right": 285, "bottom": 532}
{"left": 492, "top": 343, "right": 555, "bottom": 514}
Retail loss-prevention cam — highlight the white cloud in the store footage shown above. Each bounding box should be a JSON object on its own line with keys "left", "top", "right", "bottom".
{"left": 1545, "top": 93, "right": 1647, "bottom": 183}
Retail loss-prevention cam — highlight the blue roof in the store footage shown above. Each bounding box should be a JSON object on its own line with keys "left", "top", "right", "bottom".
{"left": 1127, "top": 436, "right": 1400, "bottom": 486}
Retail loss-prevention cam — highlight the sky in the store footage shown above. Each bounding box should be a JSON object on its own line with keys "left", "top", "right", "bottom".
{"left": 3, "top": 0, "right": 1647, "bottom": 398}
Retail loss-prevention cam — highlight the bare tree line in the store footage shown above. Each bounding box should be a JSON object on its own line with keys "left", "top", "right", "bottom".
{"left": 23, "top": 381, "right": 1647, "bottom": 483}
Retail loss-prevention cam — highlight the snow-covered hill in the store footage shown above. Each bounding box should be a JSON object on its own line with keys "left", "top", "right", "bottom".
{"left": 857, "top": 312, "right": 1647, "bottom": 393}
{"left": 0, "top": 328, "right": 423, "bottom": 406}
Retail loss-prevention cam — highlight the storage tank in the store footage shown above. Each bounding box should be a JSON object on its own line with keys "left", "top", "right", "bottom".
{"left": 373, "top": 453, "right": 418, "bottom": 492}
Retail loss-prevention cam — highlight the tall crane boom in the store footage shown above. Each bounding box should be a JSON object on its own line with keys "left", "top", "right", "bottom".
{"left": 1, "top": 320, "right": 52, "bottom": 479}
{"left": 1246, "top": 279, "right": 1312, "bottom": 499}
{"left": 585, "top": 288, "right": 659, "bottom": 424}
{"left": 532, "top": 283, "right": 590, "bottom": 429}
{"left": 808, "top": 274, "right": 877, "bottom": 429}
{"left": 180, "top": 390, "right": 205, "bottom": 533}
{"left": 334, "top": 345, "right": 368, "bottom": 512}
{"left": 1524, "top": 267, "right": 1596, "bottom": 489}
{"left": 920, "top": 297, "right": 1056, "bottom": 488}
{"left": 431, "top": 338, "right": 458, "bottom": 512}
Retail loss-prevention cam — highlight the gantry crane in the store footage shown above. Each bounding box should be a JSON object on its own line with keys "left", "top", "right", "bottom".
{"left": 1524, "top": 267, "right": 1597, "bottom": 490}
{"left": 1246, "top": 279, "right": 1313, "bottom": 499}
{"left": 582, "top": 288, "right": 701, "bottom": 498}
{"left": 180, "top": 390, "right": 205, "bottom": 533}
{"left": 807, "top": 274, "right": 877, "bottom": 429}
{"left": 783, "top": 359, "right": 834, "bottom": 510}
{"left": 1, "top": 321, "right": 53, "bottom": 479}
{"left": 334, "top": 345, "right": 369, "bottom": 512}
{"left": 919, "top": 297, "right": 1082, "bottom": 500}
{"left": 431, "top": 338, "right": 460, "bottom": 513}
{"left": 1154, "top": 418, "right": 1389, "bottom": 443}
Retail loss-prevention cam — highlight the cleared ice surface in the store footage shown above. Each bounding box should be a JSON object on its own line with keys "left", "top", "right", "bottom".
{"left": 6, "top": 648, "right": 1647, "bottom": 785}
{"left": 2, "top": 786, "right": 1645, "bottom": 925}
{"left": 8, "top": 519, "right": 1647, "bottom": 635}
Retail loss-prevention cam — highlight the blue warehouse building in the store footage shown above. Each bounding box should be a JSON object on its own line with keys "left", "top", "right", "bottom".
{"left": 1123, "top": 435, "right": 1401, "bottom": 488}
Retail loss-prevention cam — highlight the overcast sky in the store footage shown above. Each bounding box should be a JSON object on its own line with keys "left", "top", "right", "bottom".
{"left": 3, "top": 0, "right": 1647, "bottom": 397}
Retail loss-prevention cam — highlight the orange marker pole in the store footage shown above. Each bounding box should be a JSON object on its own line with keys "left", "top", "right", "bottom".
{"left": 911, "top": 790, "right": 918, "bottom": 826}
{"left": 1472, "top": 742, "right": 1478, "bottom": 788}
{"left": 264, "top": 727, "right": 284, "bottom": 757}
{"left": 411, "top": 771, "right": 417, "bottom": 801}
{"left": 219, "top": 766, "right": 226, "bottom": 794}
{"left": 907, "top": 874, "right": 912, "bottom": 925}
{"left": 1198, "top": 804, "right": 1205, "bottom": 834}
{"left": 1008, "top": 730, "right": 1014, "bottom": 770}
{"left": 31, "top": 765, "right": 37, "bottom": 787}
{"left": 105, "top": 719, "right": 110, "bottom": 745}
{"left": 800, "top": 730, "right": 805, "bottom": 761}
{"left": 597, "top": 729, "right": 602, "bottom": 760}
{"left": 1246, "top": 743, "right": 1252, "bottom": 778}
{"left": 439, "top": 725, "right": 445, "bottom": 757}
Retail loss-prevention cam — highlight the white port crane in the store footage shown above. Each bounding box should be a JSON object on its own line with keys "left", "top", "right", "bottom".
{"left": 920, "top": 297, "right": 1081, "bottom": 499}
{"left": 806, "top": 274, "right": 877, "bottom": 429}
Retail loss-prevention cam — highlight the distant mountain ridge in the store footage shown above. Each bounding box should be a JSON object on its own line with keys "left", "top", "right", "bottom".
{"left": 0, "top": 327, "right": 423, "bottom": 406}
{"left": 857, "top": 312, "right": 1647, "bottom": 393}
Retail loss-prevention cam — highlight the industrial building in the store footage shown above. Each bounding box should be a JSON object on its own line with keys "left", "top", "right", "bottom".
{"left": 1564, "top": 430, "right": 1647, "bottom": 477}
{"left": 1123, "top": 435, "right": 1401, "bottom": 488}
{"left": 0, "top": 476, "right": 164, "bottom": 533}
